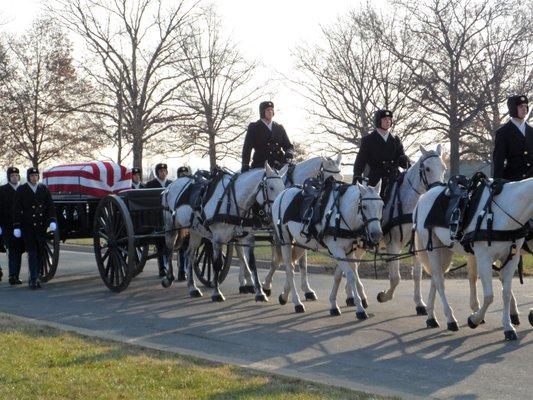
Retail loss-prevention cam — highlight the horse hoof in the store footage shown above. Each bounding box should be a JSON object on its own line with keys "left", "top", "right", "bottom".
{"left": 161, "top": 278, "right": 173, "bottom": 288}
{"left": 189, "top": 289, "right": 203, "bottom": 298}
{"left": 467, "top": 316, "right": 478, "bottom": 329}
{"left": 416, "top": 306, "right": 428, "bottom": 316}
{"left": 295, "top": 305, "right": 305, "bottom": 313}
{"left": 345, "top": 297, "right": 355, "bottom": 307}
{"left": 176, "top": 271, "right": 187, "bottom": 282}
{"left": 263, "top": 288, "right": 271, "bottom": 297}
{"left": 426, "top": 318, "right": 439, "bottom": 328}
{"left": 211, "top": 294, "right": 225, "bottom": 302}
{"left": 278, "top": 294, "right": 287, "bottom": 305}
{"left": 330, "top": 307, "right": 341, "bottom": 316}
{"left": 238, "top": 286, "right": 248, "bottom": 294}
{"left": 510, "top": 314, "right": 520, "bottom": 326}
{"left": 447, "top": 321, "right": 459, "bottom": 332}
{"left": 305, "top": 292, "right": 318, "bottom": 301}
{"left": 255, "top": 294, "right": 268, "bottom": 302}
{"left": 529, "top": 310, "right": 533, "bottom": 327}
{"left": 504, "top": 330, "right": 518, "bottom": 341}
{"left": 356, "top": 311, "right": 368, "bottom": 320}
{"left": 376, "top": 292, "right": 387, "bottom": 303}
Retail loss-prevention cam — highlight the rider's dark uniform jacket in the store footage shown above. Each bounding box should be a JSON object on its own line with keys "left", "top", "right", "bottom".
{"left": 144, "top": 179, "right": 172, "bottom": 188}
{"left": 0, "top": 183, "right": 24, "bottom": 250}
{"left": 12, "top": 183, "right": 56, "bottom": 249}
{"left": 492, "top": 120, "right": 533, "bottom": 181}
{"left": 353, "top": 130, "right": 408, "bottom": 195}
{"left": 242, "top": 120, "right": 294, "bottom": 170}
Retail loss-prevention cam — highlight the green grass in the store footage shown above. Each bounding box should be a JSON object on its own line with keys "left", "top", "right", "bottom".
{"left": 0, "top": 314, "right": 393, "bottom": 400}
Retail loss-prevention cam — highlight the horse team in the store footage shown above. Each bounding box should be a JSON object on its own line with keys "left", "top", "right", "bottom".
{"left": 161, "top": 146, "right": 533, "bottom": 342}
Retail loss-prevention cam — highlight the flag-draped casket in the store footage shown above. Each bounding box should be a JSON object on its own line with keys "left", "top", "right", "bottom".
{"left": 42, "top": 161, "right": 132, "bottom": 197}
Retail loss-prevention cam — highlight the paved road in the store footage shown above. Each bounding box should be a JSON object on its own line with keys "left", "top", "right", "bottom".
{"left": 0, "top": 247, "right": 532, "bottom": 399}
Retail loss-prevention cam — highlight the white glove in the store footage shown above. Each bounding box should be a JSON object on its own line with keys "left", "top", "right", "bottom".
{"left": 49, "top": 222, "right": 57, "bottom": 232}
{"left": 14, "top": 229, "right": 21, "bottom": 238}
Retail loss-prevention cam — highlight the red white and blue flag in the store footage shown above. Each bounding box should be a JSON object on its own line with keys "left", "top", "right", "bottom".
{"left": 42, "top": 161, "right": 132, "bottom": 197}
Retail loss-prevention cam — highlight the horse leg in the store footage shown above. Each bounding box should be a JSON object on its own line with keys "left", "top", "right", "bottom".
{"left": 468, "top": 251, "right": 494, "bottom": 329}
{"left": 261, "top": 246, "right": 279, "bottom": 296}
{"left": 280, "top": 244, "right": 304, "bottom": 313}
{"left": 299, "top": 250, "right": 317, "bottom": 301}
{"left": 509, "top": 290, "right": 520, "bottom": 326}
{"left": 210, "top": 240, "right": 225, "bottom": 302}
{"left": 377, "top": 242, "right": 401, "bottom": 304}
{"left": 413, "top": 257, "right": 428, "bottom": 315}
{"left": 329, "top": 265, "right": 343, "bottom": 316}
{"left": 330, "top": 247, "right": 367, "bottom": 320}
{"left": 433, "top": 249, "right": 458, "bottom": 331}
{"left": 425, "top": 280, "right": 439, "bottom": 328}
{"left": 501, "top": 254, "right": 520, "bottom": 340}
{"left": 186, "top": 234, "right": 203, "bottom": 298}
{"left": 467, "top": 254, "right": 480, "bottom": 313}
{"left": 236, "top": 244, "right": 254, "bottom": 294}
{"left": 345, "top": 249, "right": 367, "bottom": 308}
{"left": 242, "top": 239, "right": 268, "bottom": 302}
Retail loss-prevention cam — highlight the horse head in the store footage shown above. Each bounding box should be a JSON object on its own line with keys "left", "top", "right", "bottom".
{"left": 356, "top": 180, "right": 384, "bottom": 244}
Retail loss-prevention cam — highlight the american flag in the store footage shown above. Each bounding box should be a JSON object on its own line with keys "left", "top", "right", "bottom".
{"left": 42, "top": 161, "right": 132, "bottom": 197}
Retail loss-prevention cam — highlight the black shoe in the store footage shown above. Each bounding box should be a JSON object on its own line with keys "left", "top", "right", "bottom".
{"left": 29, "top": 280, "right": 41, "bottom": 290}
{"left": 177, "top": 270, "right": 187, "bottom": 282}
{"left": 0, "top": 267, "right": 3, "bottom": 281}
{"left": 9, "top": 276, "right": 23, "bottom": 285}
{"left": 158, "top": 269, "right": 167, "bottom": 278}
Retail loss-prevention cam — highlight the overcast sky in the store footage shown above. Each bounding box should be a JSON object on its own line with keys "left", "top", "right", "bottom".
{"left": 0, "top": 0, "right": 387, "bottom": 172}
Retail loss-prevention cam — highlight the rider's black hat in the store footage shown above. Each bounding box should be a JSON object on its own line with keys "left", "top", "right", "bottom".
{"left": 6, "top": 166, "right": 19, "bottom": 181}
{"left": 131, "top": 167, "right": 142, "bottom": 175}
{"left": 155, "top": 163, "right": 168, "bottom": 174}
{"left": 373, "top": 109, "right": 393, "bottom": 129}
{"left": 259, "top": 101, "right": 274, "bottom": 118}
{"left": 507, "top": 95, "right": 528, "bottom": 118}
{"left": 177, "top": 166, "right": 190, "bottom": 178}
{"left": 26, "top": 167, "right": 39, "bottom": 181}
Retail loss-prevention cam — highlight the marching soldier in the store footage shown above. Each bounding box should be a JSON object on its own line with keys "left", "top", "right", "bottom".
{"left": 12, "top": 167, "right": 56, "bottom": 289}
{"left": 145, "top": 163, "right": 172, "bottom": 277}
{"left": 493, "top": 95, "right": 533, "bottom": 181}
{"left": 145, "top": 163, "right": 172, "bottom": 188}
{"left": 353, "top": 109, "right": 409, "bottom": 199}
{"left": 131, "top": 167, "right": 145, "bottom": 189}
{"left": 176, "top": 166, "right": 191, "bottom": 281}
{"left": 241, "top": 101, "right": 295, "bottom": 172}
{"left": 0, "top": 167, "right": 25, "bottom": 285}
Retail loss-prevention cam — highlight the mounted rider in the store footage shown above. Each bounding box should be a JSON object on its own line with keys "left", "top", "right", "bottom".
{"left": 241, "top": 101, "right": 295, "bottom": 172}
{"left": 353, "top": 109, "right": 410, "bottom": 200}
{"left": 493, "top": 95, "right": 533, "bottom": 181}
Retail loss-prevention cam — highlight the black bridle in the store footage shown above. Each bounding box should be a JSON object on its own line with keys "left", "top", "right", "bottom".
{"left": 407, "top": 154, "right": 443, "bottom": 195}
{"left": 255, "top": 174, "right": 284, "bottom": 225}
{"left": 358, "top": 193, "right": 384, "bottom": 242}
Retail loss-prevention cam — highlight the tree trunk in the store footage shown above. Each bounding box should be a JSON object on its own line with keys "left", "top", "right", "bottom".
{"left": 449, "top": 126, "right": 460, "bottom": 176}
{"left": 208, "top": 131, "right": 216, "bottom": 172}
{"left": 132, "top": 129, "right": 143, "bottom": 169}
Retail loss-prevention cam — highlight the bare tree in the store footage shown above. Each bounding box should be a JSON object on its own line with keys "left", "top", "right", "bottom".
{"left": 0, "top": 18, "right": 101, "bottom": 169}
{"left": 460, "top": 8, "right": 533, "bottom": 169}
{"left": 378, "top": 0, "right": 515, "bottom": 175}
{"left": 48, "top": 0, "right": 197, "bottom": 167}
{"left": 176, "top": 6, "right": 261, "bottom": 170}
{"left": 293, "top": 6, "right": 427, "bottom": 157}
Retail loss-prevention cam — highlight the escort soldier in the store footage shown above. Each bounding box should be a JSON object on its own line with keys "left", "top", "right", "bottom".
{"left": 241, "top": 101, "right": 295, "bottom": 172}
{"left": 12, "top": 167, "right": 56, "bottom": 289}
{"left": 131, "top": 167, "right": 145, "bottom": 189}
{"left": 177, "top": 166, "right": 191, "bottom": 178}
{"left": 144, "top": 163, "right": 172, "bottom": 277}
{"left": 145, "top": 163, "right": 172, "bottom": 188}
{"left": 493, "top": 95, "right": 533, "bottom": 181}
{"left": 0, "top": 167, "right": 25, "bottom": 285}
{"left": 175, "top": 166, "right": 191, "bottom": 281}
{"left": 353, "top": 109, "right": 410, "bottom": 199}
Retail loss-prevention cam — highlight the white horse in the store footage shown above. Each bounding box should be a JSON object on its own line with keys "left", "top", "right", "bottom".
{"left": 352, "top": 145, "right": 446, "bottom": 315}
{"left": 271, "top": 179, "right": 384, "bottom": 317}
{"left": 162, "top": 163, "right": 287, "bottom": 302}
{"left": 256, "top": 155, "right": 343, "bottom": 298}
{"left": 414, "top": 178, "right": 533, "bottom": 340}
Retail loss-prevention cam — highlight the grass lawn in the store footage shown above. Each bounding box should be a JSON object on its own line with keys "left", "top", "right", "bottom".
{"left": 0, "top": 314, "right": 394, "bottom": 400}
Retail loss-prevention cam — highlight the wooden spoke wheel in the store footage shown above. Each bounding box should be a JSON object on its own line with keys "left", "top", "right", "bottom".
{"left": 132, "top": 243, "right": 149, "bottom": 277}
{"left": 93, "top": 195, "right": 135, "bottom": 292}
{"left": 39, "top": 227, "right": 60, "bottom": 282}
{"left": 193, "top": 238, "right": 233, "bottom": 288}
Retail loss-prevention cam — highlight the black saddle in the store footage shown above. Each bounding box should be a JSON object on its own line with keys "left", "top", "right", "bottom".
{"left": 425, "top": 172, "right": 488, "bottom": 239}
{"left": 174, "top": 167, "right": 228, "bottom": 211}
